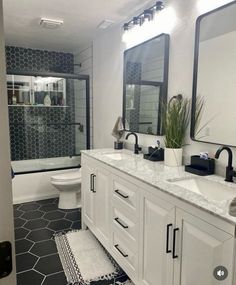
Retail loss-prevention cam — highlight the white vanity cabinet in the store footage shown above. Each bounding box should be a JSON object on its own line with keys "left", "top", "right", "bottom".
{"left": 174, "top": 209, "right": 235, "bottom": 285}
{"left": 81, "top": 156, "right": 111, "bottom": 247}
{"left": 139, "top": 190, "right": 175, "bottom": 285}
{"left": 81, "top": 154, "right": 236, "bottom": 285}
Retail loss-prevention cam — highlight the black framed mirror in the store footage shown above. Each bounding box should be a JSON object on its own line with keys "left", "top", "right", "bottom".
{"left": 123, "top": 33, "right": 170, "bottom": 135}
{"left": 191, "top": 1, "right": 236, "bottom": 147}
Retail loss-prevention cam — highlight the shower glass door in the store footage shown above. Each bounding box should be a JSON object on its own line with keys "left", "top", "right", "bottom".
{"left": 7, "top": 72, "right": 90, "bottom": 174}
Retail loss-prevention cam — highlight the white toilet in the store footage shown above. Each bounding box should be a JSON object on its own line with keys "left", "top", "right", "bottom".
{"left": 51, "top": 169, "right": 82, "bottom": 209}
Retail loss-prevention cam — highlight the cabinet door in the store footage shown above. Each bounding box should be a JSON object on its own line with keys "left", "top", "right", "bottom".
{"left": 139, "top": 191, "right": 175, "bottom": 285}
{"left": 94, "top": 167, "right": 110, "bottom": 245}
{"left": 174, "top": 209, "right": 234, "bottom": 285}
{"left": 81, "top": 162, "right": 96, "bottom": 227}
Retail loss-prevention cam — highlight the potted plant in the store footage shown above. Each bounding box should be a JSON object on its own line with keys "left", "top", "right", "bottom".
{"left": 162, "top": 94, "right": 190, "bottom": 167}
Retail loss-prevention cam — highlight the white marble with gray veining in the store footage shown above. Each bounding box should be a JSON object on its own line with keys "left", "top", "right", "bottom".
{"left": 81, "top": 148, "right": 236, "bottom": 225}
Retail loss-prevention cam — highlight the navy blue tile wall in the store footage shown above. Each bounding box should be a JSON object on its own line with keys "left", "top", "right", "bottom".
{"left": 6, "top": 46, "right": 76, "bottom": 161}
{"left": 6, "top": 46, "right": 74, "bottom": 73}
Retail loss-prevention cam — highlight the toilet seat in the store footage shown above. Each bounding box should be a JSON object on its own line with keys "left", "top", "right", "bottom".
{"left": 51, "top": 170, "right": 81, "bottom": 183}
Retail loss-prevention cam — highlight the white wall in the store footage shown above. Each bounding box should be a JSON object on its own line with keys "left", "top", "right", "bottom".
{"left": 92, "top": 0, "right": 235, "bottom": 175}
{"left": 74, "top": 46, "right": 93, "bottom": 149}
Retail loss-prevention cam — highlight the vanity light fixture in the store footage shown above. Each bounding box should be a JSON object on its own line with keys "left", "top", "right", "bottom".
{"left": 123, "top": 1, "right": 164, "bottom": 32}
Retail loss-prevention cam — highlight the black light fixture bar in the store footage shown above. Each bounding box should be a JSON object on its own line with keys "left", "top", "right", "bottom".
{"left": 123, "top": 1, "right": 164, "bottom": 31}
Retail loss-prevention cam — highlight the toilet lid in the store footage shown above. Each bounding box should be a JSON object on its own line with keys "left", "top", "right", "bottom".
{"left": 51, "top": 170, "right": 81, "bottom": 182}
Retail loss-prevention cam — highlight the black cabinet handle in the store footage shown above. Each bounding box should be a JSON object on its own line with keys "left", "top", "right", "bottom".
{"left": 166, "top": 223, "right": 172, "bottom": 254}
{"left": 90, "top": 174, "right": 94, "bottom": 192}
{"left": 114, "top": 244, "right": 128, "bottom": 257}
{"left": 115, "top": 189, "right": 129, "bottom": 199}
{"left": 114, "top": 218, "right": 128, "bottom": 229}
{"left": 92, "top": 174, "right": 96, "bottom": 193}
{"left": 172, "top": 228, "right": 179, "bottom": 259}
{"left": 90, "top": 174, "right": 96, "bottom": 193}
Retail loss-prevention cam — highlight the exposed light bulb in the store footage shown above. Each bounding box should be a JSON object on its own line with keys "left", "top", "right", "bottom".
{"left": 122, "top": 6, "right": 177, "bottom": 48}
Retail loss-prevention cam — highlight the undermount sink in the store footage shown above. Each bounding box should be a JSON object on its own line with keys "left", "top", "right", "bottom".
{"left": 167, "top": 177, "right": 236, "bottom": 201}
{"left": 104, "top": 152, "right": 132, "bottom": 161}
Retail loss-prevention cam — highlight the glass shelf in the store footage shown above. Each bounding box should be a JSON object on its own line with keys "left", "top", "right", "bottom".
{"left": 7, "top": 75, "right": 66, "bottom": 106}
{"left": 8, "top": 105, "right": 69, "bottom": 108}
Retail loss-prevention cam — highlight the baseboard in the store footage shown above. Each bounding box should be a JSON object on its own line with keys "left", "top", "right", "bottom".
{"left": 13, "top": 193, "right": 59, "bottom": 205}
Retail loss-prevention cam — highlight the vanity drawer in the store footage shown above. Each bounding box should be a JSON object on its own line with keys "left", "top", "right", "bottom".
{"left": 112, "top": 176, "right": 139, "bottom": 215}
{"left": 111, "top": 229, "right": 138, "bottom": 280}
{"left": 112, "top": 207, "right": 138, "bottom": 244}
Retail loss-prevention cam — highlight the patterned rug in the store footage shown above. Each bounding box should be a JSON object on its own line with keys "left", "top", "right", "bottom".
{"left": 55, "top": 230, "right": 124, "bottom": 285}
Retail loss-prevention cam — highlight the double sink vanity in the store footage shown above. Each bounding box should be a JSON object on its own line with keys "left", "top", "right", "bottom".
{"left": 81, "top": 148, "right": 236, "bottom": 285}
{"left": 81, "top": 1, "right": 236, "bottom": 284}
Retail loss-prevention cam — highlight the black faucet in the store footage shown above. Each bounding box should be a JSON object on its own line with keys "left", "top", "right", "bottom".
{"left": 125, "top": 132, "right": 142, "bottom": 154}
{"left": 215, "top": 146, "right": 236, "bottom": 182}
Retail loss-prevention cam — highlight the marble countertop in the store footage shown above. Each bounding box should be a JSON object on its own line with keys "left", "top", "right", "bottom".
{"left": 81, "top": 148, "right": 236, "bottom": 225}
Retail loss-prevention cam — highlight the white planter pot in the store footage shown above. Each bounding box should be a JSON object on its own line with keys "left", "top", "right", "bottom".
{"left": 165, "top": 148, "right": 183, "bottom": 167}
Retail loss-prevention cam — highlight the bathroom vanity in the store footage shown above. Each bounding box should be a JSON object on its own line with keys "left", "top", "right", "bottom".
{"left": 81, "top": 149, "right": 236, "bottom": 285}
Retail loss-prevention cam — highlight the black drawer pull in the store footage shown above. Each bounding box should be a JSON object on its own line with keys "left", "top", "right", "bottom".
{"left": 115, "top": 189, "right": 129, "bottom": 199}
{"left": 114, "top": 244, "right": 128, "bottom": 257}
{"left": 90, "top": 174, "right": 94, "bottom": 192}
{"left": 166, "top": 223, "right": 172, "bottom": 254}
{"left": 115, "top": 218, "right": 128, "bottom": 229}
{"left": 172, "top": 228, "right": 179, "bottom": 259}
{"left": 90, "top": 174, "right": 96, "bottom": 193}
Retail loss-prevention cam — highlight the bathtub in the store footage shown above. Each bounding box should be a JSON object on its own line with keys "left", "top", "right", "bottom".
{"left": 11, "top": 156, "right": 81, "bottom": 204}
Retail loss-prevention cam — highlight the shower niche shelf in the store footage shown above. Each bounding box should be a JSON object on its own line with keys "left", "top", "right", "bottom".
{"left": 7, "top": 74, "right": 66, "bottom": 107}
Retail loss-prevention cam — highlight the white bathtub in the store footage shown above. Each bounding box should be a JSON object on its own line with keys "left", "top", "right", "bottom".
{"left": 11, "top": 156, "right": 81, "bottom": 204}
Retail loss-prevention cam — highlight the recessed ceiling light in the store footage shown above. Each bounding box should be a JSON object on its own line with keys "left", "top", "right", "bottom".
{"left": 40, "top": 18, "right": 64, "bottom": 29}
{"left": 97, "top": 20, "right": 114, "bottom": 30}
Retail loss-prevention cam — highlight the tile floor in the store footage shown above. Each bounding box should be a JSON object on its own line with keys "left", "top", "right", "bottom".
{"left": 14, "top": 198, "right": 129, "bottom": 285}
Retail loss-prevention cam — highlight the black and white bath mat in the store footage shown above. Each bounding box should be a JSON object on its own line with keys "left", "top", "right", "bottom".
{"left": 55, "top": 229, "right": 125, "bottom": 285}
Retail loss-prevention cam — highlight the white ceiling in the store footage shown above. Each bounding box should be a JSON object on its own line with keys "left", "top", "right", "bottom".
{"left": 3, "top": 0, "right": 150, "bottom": 53}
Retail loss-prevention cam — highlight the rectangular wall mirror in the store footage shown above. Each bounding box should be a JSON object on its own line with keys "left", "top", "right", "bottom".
{"left": 191, "top": 1, "right": 236, "bottom": 147}
{"left": 123, "top": 33, "right": 170, "bottom": 135}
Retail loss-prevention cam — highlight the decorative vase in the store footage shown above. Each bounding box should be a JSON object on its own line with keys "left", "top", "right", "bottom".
{"left": 165, "top": 148, "right": 183, "bottom": 167}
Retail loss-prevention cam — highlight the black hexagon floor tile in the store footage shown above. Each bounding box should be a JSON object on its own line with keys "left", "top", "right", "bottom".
{"left": 17, "top": 270, "right": 44, "bottom": 285}
{"left": 30, "top": 240, "right": 57, "bottom": 257}
{"left": 48, "top": 219, "right": 72, "bottom": 231}
{"left": 44, "top": 211, "right": 65, "bottom": 221}
{"left": 34, "top": 253, "right": 63, "bottom": 275}
{"left": 24, "top": 219, "right": 49, "bottom": 230}
{"left": 15, "top": 228, "right": 30, "bottom": 240}
{"left": 14, "top": 209, "right": 23, "bottom": 218}
{"left": 19, "top": 203, "right": 40, "bottom": 211}
{"left": 22, "top": 210, "right": 44, "bottom": 220}
{"left": 14, "top": 204, "right": 20, "bottom": 210}
{"left": 90, "top": 279, "right": 115, "bottom": 285}
{"left": 15, "top": 239, "right": 33, "bottom": 254}
{"left": 37, "top": 198, "right": 57, "bottom": 205}
{"left": 13, "top": 198, "right": 111, "bottom": 284}
{"left": 16, "top": 253, "right": 38, "bottom": 273}
{"left": 14, "top": 217, "right": 26, "bottom": 228}
{"left": 114, "top": 275, "right": 130, "bottom": 284}
{"left": 27, "top": 228, "right": 54, "bottom": 242}
{"left": 42, "top": 271, "right": 67, "bottom": 285}
{"left": 40, "top": 204, "right": 58, "bottom": 212}
{"left": 72, "top": 220, "right": 81, "bottom": 229}
{"left": 65, "top": 211, "right": 81, "bottom": 222}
